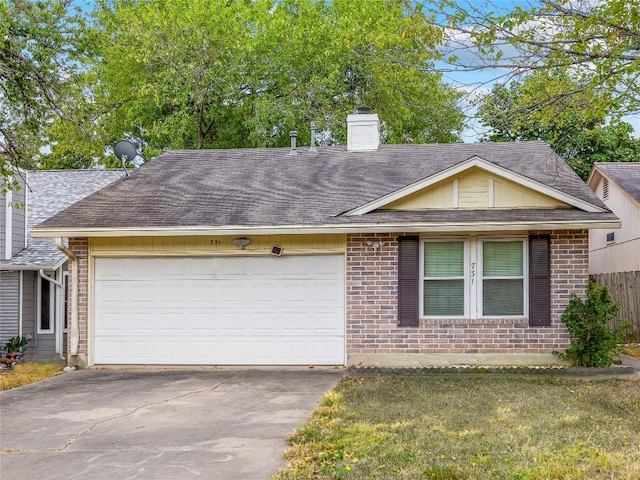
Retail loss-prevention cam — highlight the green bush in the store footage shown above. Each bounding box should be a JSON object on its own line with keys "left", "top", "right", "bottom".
{"left": 2, "top": 336, "right": 28, "bottom": 354}
{"left": 559, "top": 281, "right": 627, "bottom": 367}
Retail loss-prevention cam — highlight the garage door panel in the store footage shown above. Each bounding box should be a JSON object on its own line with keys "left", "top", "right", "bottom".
{"left": 215, "top": 257, "right": 249, "bottom": 276}
{"left": 309, "top": 311, "right": 345, "bottom": 334}
{"left": 312, "top": 280, "right": 344, "bottom": 303}
{"left": 180, "top": 257, "right": 215, "bottom": 278}
{"left": 188, "top": 284, "right": 215, "bottom": 305}
{"left": 96, "top": 281, "right": 158, "bottom": 305}
{"left": 127, "top": 314, "right": 156, "bottom": 332}
{"left": 94, "top": 256, "right": 345, "bottom": 365}
{"left": 95, "top": 333, "right": 345, "bottom": 365}
{"left": 218, "top": 280, "right": 250, "bottom": 303}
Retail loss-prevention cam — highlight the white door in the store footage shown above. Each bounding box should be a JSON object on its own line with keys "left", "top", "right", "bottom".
{"left": 93, "top": 256, "right": 345, "bottom": 365}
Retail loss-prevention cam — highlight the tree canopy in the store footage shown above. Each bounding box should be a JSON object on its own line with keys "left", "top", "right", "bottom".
{"left": 437, "top": 0, "right": 640, "bottom": 122}
{"left": 0, "top": 0, "right": 87, "bottom": 187}
{"left": 41, "top": 0, "right": 464, "bottom": 166}
{"left": 478, "top": 71, "right": 640, "bottom": 179}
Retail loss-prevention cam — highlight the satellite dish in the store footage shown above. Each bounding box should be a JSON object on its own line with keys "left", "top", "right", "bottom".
{"left": 114, "top": 140, "right": 138, "bottom": 162}
{"left": 113, "top": 140, "right": 138, "bottom": 177}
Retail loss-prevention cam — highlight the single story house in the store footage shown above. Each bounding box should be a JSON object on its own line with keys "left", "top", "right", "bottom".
{"left": 1, "top": 170, "right": 122, "bottom": 361}
{"left": 587, "top": 162, "right": 640, "bottom": 274}
{"left": 32, "top": 113, "right": 620, "bottom": 368}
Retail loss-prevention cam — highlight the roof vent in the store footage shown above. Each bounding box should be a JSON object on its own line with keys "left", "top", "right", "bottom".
{"left": 347, "top": 107, "right": 379, "bottom": 151}
{"left": 289, "top": 131, "right": 298, "bottom": 156}
{"left": 309, "top": 122, "right": 318, "bottom": 153}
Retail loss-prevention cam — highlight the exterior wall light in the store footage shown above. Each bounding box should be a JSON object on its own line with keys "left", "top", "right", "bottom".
{"left": 233, "top": 237, "right": 250, "bottom": 249}
{"left": 367, "top": 240, "right": 385, "bottom": 253}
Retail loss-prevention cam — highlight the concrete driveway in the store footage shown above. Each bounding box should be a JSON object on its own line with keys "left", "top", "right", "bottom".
{"left": 0, "top": 368, "right": 343, "bottom": 480}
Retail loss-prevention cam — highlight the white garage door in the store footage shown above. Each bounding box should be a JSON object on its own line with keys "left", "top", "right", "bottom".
{"left": 94, "top": 256, "right": 345, "bottom": 365}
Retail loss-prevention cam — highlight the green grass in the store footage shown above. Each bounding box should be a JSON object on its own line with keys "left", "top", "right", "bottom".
{"left": 273, "top": 374, "right": 640, "bottom": 480}
{"left": 0, "top": 362, "right": 63, "bottom": 391}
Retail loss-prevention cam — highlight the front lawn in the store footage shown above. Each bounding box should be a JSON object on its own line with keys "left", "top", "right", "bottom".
{"left": 0, "top": 362, "right": 63, "bottom": 391}
{"left": 274, "top": 374, "right": 640, "bottom": 480}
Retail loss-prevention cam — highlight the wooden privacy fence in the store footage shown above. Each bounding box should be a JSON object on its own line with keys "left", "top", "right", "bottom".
{"left": 591, "top": 271, "right": 640, "bottom": 342}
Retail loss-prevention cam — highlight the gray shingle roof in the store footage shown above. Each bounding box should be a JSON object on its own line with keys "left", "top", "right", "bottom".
{"left": 35, "top": 141, "right": 614, "bottom": 232}
{"left": 1, "top": 170, "right": 123, "bottom": 269}
{"left": 595, "top": 162, "right": 640, "bottom": 203}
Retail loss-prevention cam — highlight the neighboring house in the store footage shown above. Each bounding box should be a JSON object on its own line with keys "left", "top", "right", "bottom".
{"left": 587, "top": 162, "right": 640, "bottom": 274}
{"left": 587, "top": 162, "right": 640, "bottom": 340}
{"left": 32, "top": 113, "right": 619, "bottom": 368}
{"left": 1, "top": 170, "right": 123, "bottom": 361}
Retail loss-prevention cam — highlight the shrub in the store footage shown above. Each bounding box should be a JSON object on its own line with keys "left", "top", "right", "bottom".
{"left": 559, "top": 281, "right": 627, "bottom": 367}
{"left": 2, "top": 336, "right": 28, "bottom": 354}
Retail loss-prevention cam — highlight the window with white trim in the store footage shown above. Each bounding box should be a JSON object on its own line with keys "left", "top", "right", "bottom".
{"left": 37, "top": 276, "right": 54, "bottom": 334}
{"left": 421, "top": 237, "right": 526, "bottom": 319}
{"left": 422, "top": 240, "right": 467, "bottom": 317}
{"left": 480, "top": 240, "right": 525, "bottom": 316}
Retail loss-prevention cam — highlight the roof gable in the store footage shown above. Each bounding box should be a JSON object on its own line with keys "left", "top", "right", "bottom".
{"left": 382, "top": 166, "right": 568, "bottom": 210}
{"left": 588, "top": 162, "right": 640, "bottom": 205}
{"left": 345, "top": 156, "right": 605, "bottom": 215}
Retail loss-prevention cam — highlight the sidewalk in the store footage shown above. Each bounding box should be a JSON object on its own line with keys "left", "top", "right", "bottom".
{"left": 620, "top": 354, "right": 640, "bottom": 373}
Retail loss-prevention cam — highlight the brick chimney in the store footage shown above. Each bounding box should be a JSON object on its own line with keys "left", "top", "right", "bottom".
{"left": 347, "top": 107, "right": 380, "bottom": 151}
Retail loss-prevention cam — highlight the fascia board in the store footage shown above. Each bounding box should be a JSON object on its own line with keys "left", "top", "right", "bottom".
{"left": 344, "top": 156, "right": 606, "bottom": 216}
{"left": 586, "top": 165, "right": 602, "bottom": 189}
{"left": 30, "top": 218, "right": 621, "bottom": 238}
{"left": 0, "top": 262, "right": 64, "bottom": 271}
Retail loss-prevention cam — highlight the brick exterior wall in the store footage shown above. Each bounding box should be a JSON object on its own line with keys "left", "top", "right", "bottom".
{"left": 68, "top": 237, "right": 89, "bottom": 366}
{"left": 346, "top": 231, "right": 588, "bottom": 362}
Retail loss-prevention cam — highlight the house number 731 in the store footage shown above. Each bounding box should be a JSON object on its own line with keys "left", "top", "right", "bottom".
{"left": 470, "top": 262, "right": 476, "bottom": 285}
{"left": 210, "top": 239, "right": 221, "bottom": 246}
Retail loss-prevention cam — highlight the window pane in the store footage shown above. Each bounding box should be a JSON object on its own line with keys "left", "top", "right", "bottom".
{"left": 424, "top": 242, "right": 464, "bottom": 277}
{"left": 483, "top": 241, "right": 523, "bottom": 277}
{"left": 483, "top": 279, "right": 523, "bottom": 315}
{"left": 424, "top": 279, "right": 464, "bottom": 316}
{"left": 40, "top": 278, "right": 51, "bottom": 330}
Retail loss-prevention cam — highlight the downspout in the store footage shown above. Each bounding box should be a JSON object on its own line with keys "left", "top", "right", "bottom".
{"left": 39, "top": 269, "right": 63, "bottom": 287}
{"left": 38, "top": 269, "right": 64, "bottom": 359}
{"left": 55, "top": 238, "right": 79, "bottom": 361}
{"left": 18, "top": 271, "right": 23, "bottom": 337}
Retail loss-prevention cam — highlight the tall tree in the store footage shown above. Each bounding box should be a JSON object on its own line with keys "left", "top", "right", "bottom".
{"left": 433, "top": 0, "right": 640, "bottom": 126}
{"left": 478, "top": 71, "right": 640, "bottom": 179}
{"left": 45, "top": 0, "right": 464, "bottom": 163}
{"left": 0, "top": 0, "right": 87, "bottom": 187}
